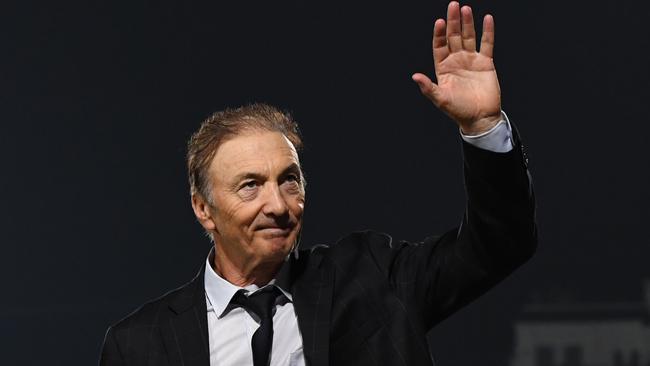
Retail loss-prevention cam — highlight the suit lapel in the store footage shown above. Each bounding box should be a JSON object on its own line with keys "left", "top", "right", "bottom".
{"left": 289, "top": 250, "right": 333, "bottom": 366}
{"left": 156, "top": 249, "right": 333, "bottom": 366}
{"left": 159, "top": 265, "right": 211, "bottom": 366}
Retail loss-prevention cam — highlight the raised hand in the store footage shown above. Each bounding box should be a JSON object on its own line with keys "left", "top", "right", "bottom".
{"left": 412, "top": 2, "right": 502, "bottom": 135}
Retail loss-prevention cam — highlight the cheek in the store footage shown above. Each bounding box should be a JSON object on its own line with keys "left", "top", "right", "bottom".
{"left": 219, "top": 202, "right": 259, "bottom": 233}
{"left": 291, "top": 196, "right": 306, "bottom": 218}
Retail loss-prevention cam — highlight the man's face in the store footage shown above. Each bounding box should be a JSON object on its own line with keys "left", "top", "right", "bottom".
{"left": 198, "top": 130, "right": 305, "bottom": 269}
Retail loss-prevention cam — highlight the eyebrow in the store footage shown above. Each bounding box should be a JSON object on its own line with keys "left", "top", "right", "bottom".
{"left": 231, "top": 163, "right": 302, "bottom": 185}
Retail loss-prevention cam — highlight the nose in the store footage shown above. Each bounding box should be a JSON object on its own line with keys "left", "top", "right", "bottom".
{"left": 261, "top": 183, "right": 289, "bottom": 217}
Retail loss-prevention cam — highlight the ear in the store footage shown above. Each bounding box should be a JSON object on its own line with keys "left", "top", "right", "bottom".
{"left": 191, "top": 193, "right": 217, "bottom": 232}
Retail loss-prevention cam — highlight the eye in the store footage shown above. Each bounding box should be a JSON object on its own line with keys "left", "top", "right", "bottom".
{"left": 282, "top": 173, "right": 302, "bottom": 194}
{"left": 237, "top": 180, "right": 259, "bottom": 200}
{"left": 283, "top": 173, "right": 302, "bottom": 188}
{"left": 240, "top": 180, "right": 258, "bottom": 190}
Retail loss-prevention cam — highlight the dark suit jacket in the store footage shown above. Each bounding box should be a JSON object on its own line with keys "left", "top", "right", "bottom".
{"left": 99, "top": 126, "right": 537, "bottom": 366}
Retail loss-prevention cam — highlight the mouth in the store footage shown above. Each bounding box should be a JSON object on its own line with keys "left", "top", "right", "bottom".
{"left": 256, "top": 223, "right": 295, "bottom": 237}
{"left": 258, "top": 227, "right": 292, "bottom": 236}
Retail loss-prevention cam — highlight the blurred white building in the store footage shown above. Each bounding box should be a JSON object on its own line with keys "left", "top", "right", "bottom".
{"left": 510, "top": 280, "right": 650, "bottom": 366}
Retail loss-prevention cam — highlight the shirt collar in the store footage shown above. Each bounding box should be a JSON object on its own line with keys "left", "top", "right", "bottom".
{"left": 203, "top": 246, "right": 293, "bottom": 317}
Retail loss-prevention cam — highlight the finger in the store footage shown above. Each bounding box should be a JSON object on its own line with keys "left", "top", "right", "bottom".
{"left": 446, "top": 1, "right": 462, "bottom": 52}
{"left": 432, "top": 19, "right": 449, "bottom": 64}
{"left": 461, "top": 5, "right": 477, "bottom": 52}
{"left": 479, "top": 14, "right": 495, "bottom": 58}
{"left": 412, "top": 73, "right": 442, "bottom": 106}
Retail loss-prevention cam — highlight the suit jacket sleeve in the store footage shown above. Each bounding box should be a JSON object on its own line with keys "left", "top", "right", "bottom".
{"left": 363, "top": 121, "right": 537, "bottom": 332}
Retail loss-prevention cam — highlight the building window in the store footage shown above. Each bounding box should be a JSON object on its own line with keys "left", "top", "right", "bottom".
{"left": 614, "top": 350, "right": 641, "bottom": 366}
{"left": 536, "top": 346, "right": 554, "bottom": 366}
{"left": 613, "top": 350, "right": 623, "bottom": 366}
{"left": 563, "top": 346, "right": 583, "bottom": 366}
{"left": 630, "top": 350, "right": 639, "bottom": 366}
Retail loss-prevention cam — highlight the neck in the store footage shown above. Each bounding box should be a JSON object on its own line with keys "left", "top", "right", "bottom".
{"left": 212, "top": 247, "right": 283, "bottom": 287}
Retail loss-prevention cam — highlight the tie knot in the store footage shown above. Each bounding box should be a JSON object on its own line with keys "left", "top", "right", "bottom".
{"left": 231, "top": 286, "right": 281, "bottom": 320}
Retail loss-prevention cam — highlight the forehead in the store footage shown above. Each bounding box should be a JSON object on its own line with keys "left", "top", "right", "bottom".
{"left": 209, "top": 130, "right": 300, "bottom": 181}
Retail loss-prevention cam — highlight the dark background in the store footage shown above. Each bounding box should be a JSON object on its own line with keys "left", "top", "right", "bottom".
{"left": 2, "top": 0, "right": 649, "bottom": 364}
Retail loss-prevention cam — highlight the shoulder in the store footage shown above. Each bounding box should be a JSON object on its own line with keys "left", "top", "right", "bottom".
{"left": 331, "top": 230, "right": 394, "bottom": 251}
{"left": 308, "top": 230, "right": 405, "bottom": 273}
{"left": 108, "top": 273, "right": 201, "bottom": 333}
{"left": 297, "top": 230, "right": 393, "bottom": 258}
{"left": 311, "top": 230, "right": 446, "bottom": 276}
{"left": 305, "top": 229, "right": 446, "bottom": 259}
{"left": 328, "top": 229, "right": 435, "bottom": 257}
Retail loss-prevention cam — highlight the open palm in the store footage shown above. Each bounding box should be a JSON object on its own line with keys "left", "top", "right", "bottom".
{"left": 413, "top": 2, "right": 502, "bottom": 135}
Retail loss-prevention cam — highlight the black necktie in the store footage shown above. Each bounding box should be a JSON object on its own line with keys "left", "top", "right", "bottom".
{"left": 230, "top": 287, "right": 281, "bottom": 366}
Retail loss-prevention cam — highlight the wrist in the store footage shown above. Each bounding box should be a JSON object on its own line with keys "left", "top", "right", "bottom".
{"left": 459, "top": 113, "right": 503, "bottom": 136}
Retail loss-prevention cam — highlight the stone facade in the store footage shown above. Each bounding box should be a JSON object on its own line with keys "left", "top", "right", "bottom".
{"left": 510, "top": 280, "right": 650, "bottom": 366}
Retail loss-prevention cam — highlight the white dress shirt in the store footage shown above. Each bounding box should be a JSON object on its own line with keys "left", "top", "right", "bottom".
{"left": 203, "top": 112, "right": 514, "bottom": 366}
{"left": 204, "top": 247, "right": 305, "bottom": 366}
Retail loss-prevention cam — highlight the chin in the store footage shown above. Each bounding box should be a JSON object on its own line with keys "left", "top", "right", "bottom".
{"left": 258, "top": 236, "right": 296, "bottom": 259}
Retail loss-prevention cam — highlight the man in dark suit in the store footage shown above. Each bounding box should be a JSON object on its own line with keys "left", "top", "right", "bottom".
{"left": 99, "top": 2, "right": 537, "bottom": 365}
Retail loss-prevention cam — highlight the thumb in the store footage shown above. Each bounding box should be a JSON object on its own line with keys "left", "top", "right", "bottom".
{"left": 411, "top": 73, "right": 442, "bottom": 106}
